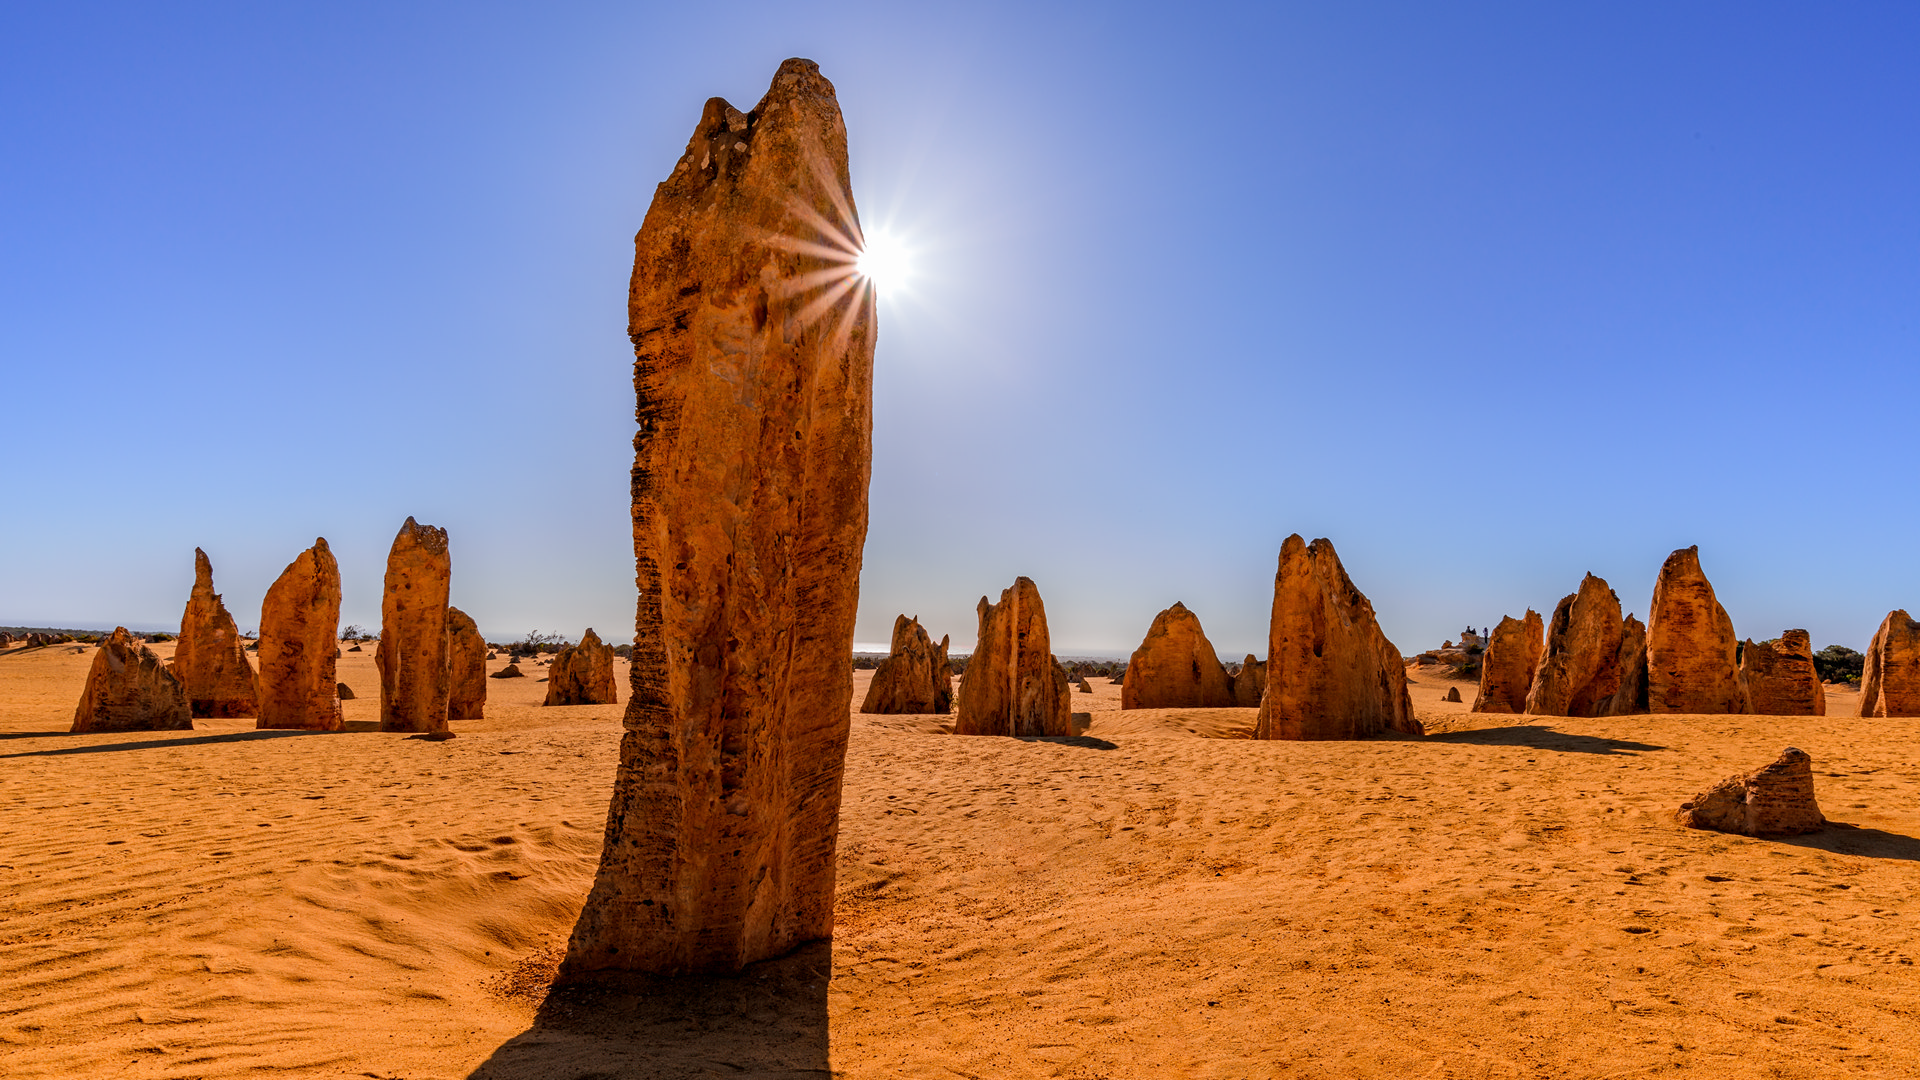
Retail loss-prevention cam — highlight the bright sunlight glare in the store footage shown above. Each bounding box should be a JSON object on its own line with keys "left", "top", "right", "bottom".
{"left": 855, "top": 230, "right": 910, "bottom": 292}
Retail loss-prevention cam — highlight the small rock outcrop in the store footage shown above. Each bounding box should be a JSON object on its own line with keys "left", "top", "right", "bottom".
{"left": 1858, "top": 610, "right": 1920, "bottom": 717}
{"left": 561, "top": 60, "right": 874, "bottom": 981}
{"left": 1076, "top": 676, "right": 1094, "bottom": 694}
{"left": 1646, "top": 546, "right": 1746, "bottom": 714}
{"left": 954, "top": 577, "right": 1074, "bottom": 737}
{"left": 1472, "top": 611, "right": 1542, "bottom": 714}
{"left": 1255, "top": 535, "right": 1420, "bottom": 740}
{"left": 1525, "top": 575, "right": 1623, "bottom": 717}
{"left": 490, "top": 663, "right": 525, "bottom": 679}
{"left": 1598, "top": 615, "right": 1651, "bottom": 716}
{"left": 1121, "top": 602, "right": 1235, "bottom": 710}
{"left": 1676, "top": 747, "right": 1826, "bottom": 836}
{"left": 256, "top": 538, "right": 344, "bottom": 731}
{"left": 1230, "top": 655, "right": 1266, "bottom": 708}
{"left": 1740, "top": 630, "right": 1826, "bottom": 716}
{"left": 448, "top": 606, "right": 487, "bottom": 722}
{"left": 859, "top": 615, "right": 949, "bottom": 714}
{"left": 337, "top": 682, "right": 356, "bottom": 700}
{"left": 173, "top": 548, "right": 259, "bottom": 718}
{"left": 1442, "top": 686, "right": 1462, "bottom": 703}
{"left": 70, "top": 627, "right": 192, "bottom": 733}
{"left": 544, "top": 628, "right": 619, "bottom": 706}
{"left": 375, "top": 517, "right": 452, "bottom": 734}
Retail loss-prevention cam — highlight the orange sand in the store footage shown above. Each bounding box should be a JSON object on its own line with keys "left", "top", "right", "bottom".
{"left": 3, "top": 643, "right": 1917, "bottom": 1078}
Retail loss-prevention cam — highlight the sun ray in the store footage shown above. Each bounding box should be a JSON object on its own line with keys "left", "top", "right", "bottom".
{"left": 806, "top": 149, "right": 866, "bottom": 250}
{"left": 791, "top": 271, "right": 862, "bottom": 333}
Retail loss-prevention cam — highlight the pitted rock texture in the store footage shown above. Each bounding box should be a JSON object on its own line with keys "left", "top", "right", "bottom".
{"left": 256, "top": 539, "right": 343, "bottom": 731}
{"left": 375, "top": 517, "right": 452, "bottom": 734}
{"left": 1858, "top": 610, "right": 1920, "bottom": 718}
{"left": 447, "top": 606, "right": 487, "bottom": 722}
{"left": 1255, "top": 535, "right": 1420, "bottom": 740}
{"left": 1121, "top": 603, "right": 1235, "bottom": 710}
{"left": 1599, "top": 615, "right": 1651, "bottom": 716}
{"left": 560, "top": 60, "right": 874, "bottom": 980}
{"left": 1231, "top": 655, "right": 1266, "bottom": 708}
{"left": 1676, "top": 747, "right": 1825, "bottom": 836}
{"left": 544, "top": 628, "right": 619, "bottom": 707}
{"left": 1525, "top": 575, "right": 1623, "bottom": 718}
{"left": 1647, "top": 546, "right": 1746, "bottom": 714}
{"left": 954, "top": 577, "right": 1074, "bottom": 737}
{"left": 860, "top": 615, "right": 948, "bottom": 714}
{"left": 1472, "top": 611, "right": 1542, "bottom": 714}
{"left": 70, "top": 627, "right": 191, "bottom": 733}
{"left": 1740, "top": 630, "right": 1826, "bottom": 716}
{"left": 173, "top": 548, "right": 258, "bottom": 718}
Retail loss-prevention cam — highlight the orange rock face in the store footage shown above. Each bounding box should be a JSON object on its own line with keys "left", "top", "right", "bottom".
{"left": 1646, "top": 546, "right": 1746, "bottom": 714}
{"left": 560, "top": 60, "right": 874, "bottom": 979}
{"left": 1858, "top": 610, "right": 1920, "bottom": 718}
{"left": 375, "top": 517, "right": 452, "bottom": 734}
{"left": 1120, "top": 603, "right": 1235, "bottom": 710}
{"left": 173, "top": 548, "right": 258, "bottom": 718}
{"left": 256, "top": 539, "right": 343, "bottom": 731}
{"left": 70, "top": 627, "right": 192, "bottom": 732}
{"left": 544, "top": 628, "right": 619, "bottom": 707}
{"left": 447, "top": 606, "right": 487, "bottom": 722}
{"left": 1472, "top": 610, "right": 1542, "bottom": 714}
{"left": 1230, "top": 655, "right": 1266, "bottom": 708}
{"left": 1739, "top": 630, "right": 1826, "bottom": 716}
{"left": 1599, "top": 615, "right": 1650, "bottom": 716}
{"left": 1255, "top": 535, "right": 1420, "bottom": 740}
{"left": 954, "top": 578, "right": 1074, "bottom": 737}
{"left": 860, "top": 615, "right": 948, "bottom": 714}
{"left": 1524, "top": 575, "right": 1623, "bottom": 717}
{"left": 1677, "top": 747, "right": 1825, "bottom": 836}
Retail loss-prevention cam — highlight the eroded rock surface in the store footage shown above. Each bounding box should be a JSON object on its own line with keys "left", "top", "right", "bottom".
{"left": 375, "top": 517, "right": 452, "bottom": 733}
{"left": 70, "top": 627, "right": 191, "bottom": 733}
{"left": 1740, "top": 630, "right": 1826, "bottom": 716}
{"left": 544, "top": 628, "right": 619, "bottom": 707}
{"left": 1677, "top": 747, "right": 1825, "bottom": 836}
{"left": 1647, "top": 546, "right": 1746, "bottom": 714}
{"left": 560, "top": 60, "right": 874, "bottom": 979}
{"left": 448, "top": 606, "right": 487, "bottom": 722}
{"left": 1256, "top": 535, "right": 1420, "bottom": 740}
{"left": 1859, "top": 610, "right": 1920, "bottom": 718}
{"left": 860, "top": 615, "right": 948, "bottom": 714}
{"left": 1121, "top": 602, "right": 1234, "bottom": 710}
{"left": 256, "top": 539, "right": 343, "bottom": 731}
{"left": 174, "top": 548, "right": 258, "bottom": 718}
{"left": 1599, "top": 615, "right": 1650, "bottom": 716}
{"left": 954, "top": 577, "right": 1073, "bottom": 737}
{"left": 1472, "top": 611, "right": 1542, "bottom": 714}
{"left": 1525, "top": 575, "right": 1623, "bottom": 717}
{"left": 1231, "top": 655, "right": 1266, "bottom": 708}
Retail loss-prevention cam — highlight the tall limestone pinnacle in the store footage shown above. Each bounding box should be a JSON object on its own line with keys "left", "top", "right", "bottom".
{"left": 256, "top": 538, "right": 343, "bottom": 731}
{"left": 375, "top": 517, "right": 452, "bottom": 733}
{"left": 560, "top": 59, "right": 875, "bottom": 979}
{"left": 174, "top": 548, "right": 258, "bottom": 718}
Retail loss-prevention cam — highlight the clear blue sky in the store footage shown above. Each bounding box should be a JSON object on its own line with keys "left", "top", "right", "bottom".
{"left": 3, "top": 2, "right": 1916, "bottom": 657}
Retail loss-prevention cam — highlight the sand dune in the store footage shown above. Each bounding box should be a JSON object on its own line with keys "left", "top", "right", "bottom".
{"left": 3, "top": 648, "right": 1917, "bottom": 1077}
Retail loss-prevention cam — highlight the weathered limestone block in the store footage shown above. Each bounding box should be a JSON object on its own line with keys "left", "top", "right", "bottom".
{"left": 1076, "top": 676, "right": 1095, "bottom": 694}
{"left": 337, "top": 682, "right": 356, "bottom": 700}
{"left": 1472, "top": 611, "right": 1542, "bottom": 714}
{"left": 490, "top": 662, "right": 525, "bottom": 679}
{"left": 70, "top": 627, "right": 191, "bottom": 732}
{"left": 256, "top": 539, "right": 344, "bottom": 731}
{"left": 1647, "top": 546, "right": 1746, "bottom": 714}
{"left": 1255, "top": 535, "right": 1420, "bottom": 740}
{"left": 560, "top": 60, "right": 874, "bottom": 979}
{"left": 173, "top": 548, "right": 258, "bottom": 718}
{"left": 1598, "top": 615, "right": 1650, "bottom": 716}
{"left": 448, "top": 606, "right": 487, "bottom": 722}
{"left": 1859, "top": 610, "right": 1920, "bottom": 718}
{"left": 1525, "top": 575, "right": 1623, "bottom": 717}
{"left": 1231, "top": 655, "right": 1266, "bottom": 708}
{"left": 1442, "top": 686, "right": 1462, "bottom": 703}
{"left": 544, "top": 628, "right": 619, "bottom": 706}
{"left": 954, "top": 577, "right": 1074, "bottom": 736}
{"left": 859, "top": 615, "right": 946, "bottom": 714}
{"left": 1677, "top": 747, "right": 1825, "bottom": 836}
{"left": 1740, "top": 630, "right": 1826, "bottom": 716}
{"left": 375, "top": 517, "right": 452, "bottom": 733}
{"left": 1120, "top": 602, "right": 1235, "bottom": 710}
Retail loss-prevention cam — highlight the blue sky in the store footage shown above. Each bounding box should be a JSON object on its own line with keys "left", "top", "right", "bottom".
{"left": 3, "top": 2, "right": 1916, "bottom": 656}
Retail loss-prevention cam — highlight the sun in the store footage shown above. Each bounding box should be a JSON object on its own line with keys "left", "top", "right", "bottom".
{"left": 855, "top": 230, "right": 910, "bottom": 291}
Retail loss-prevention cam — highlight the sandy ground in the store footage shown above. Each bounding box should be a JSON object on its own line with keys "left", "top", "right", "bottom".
{"left": 3, "top": 643, "right": 1918, "bottom": 1078}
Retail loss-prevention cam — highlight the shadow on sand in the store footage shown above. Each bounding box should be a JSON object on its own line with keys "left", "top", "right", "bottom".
{"left": 1423, "top": 725, "right": 1665, "bottom": 756}
{"left": 1018, "top": 734, "right": 1120, "bottom": 750}
{"left": 467, "top": 942, "right": 832, "bottom": 1079}
{"left": 0, "top": 728, "right": 330, "bottom": 758}
{"left": 1778, "top": 822, "right": 1920, "bottom": 863}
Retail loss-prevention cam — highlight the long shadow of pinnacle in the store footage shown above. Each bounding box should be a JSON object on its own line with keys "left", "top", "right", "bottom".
{"left": 0, "top": 727, "right": 350, "bottom": 758}
{"left": 1422, "top": 725, "right": 1665, "bottom": 756}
